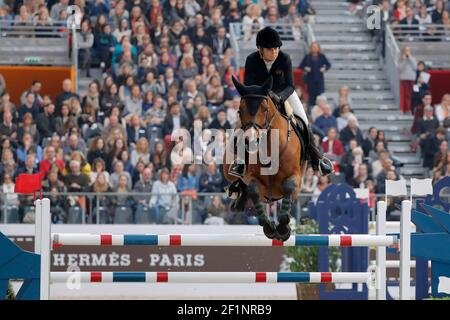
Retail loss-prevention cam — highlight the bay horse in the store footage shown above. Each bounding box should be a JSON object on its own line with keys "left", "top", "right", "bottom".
{"left": 223, "top": 76, "right": 307, "bottom": 241}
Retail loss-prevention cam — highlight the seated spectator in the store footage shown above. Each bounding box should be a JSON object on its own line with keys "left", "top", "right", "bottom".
{"left": 65, "top": 160, "right": 90, "bottom": 192}
{"left": 89, "top": 158, "right": 110, "bottom": 186}
{"left": 90, "top": 172, "right": 113, "bottom": 221}
{"left": 343, "top": 146, "right": 365, "bottom": 182}
{"left": 394, "top": 0, "right": 407, "bottom": 22}
{"left": 16, "top": 154, "right": 38, "bottom": 176}
{"left": 336, "top": 103, "right": 353, "bottom": 131}
{"left": 131, "top": 137, "right": 150, "bottom": 167}
{"left": 399, "top": 7, "right": 419, "bottom": 37}
{"left": 162, "top": 102, "right": 190, "bottom": 140}
{"left": 16, "top": 133, "right": 43, "bottom": 165}
{"left": 422, "top": 127, "right": 447, "bottom": 170}
{"left": 362, "top": 127, "right": 378, "bottom": 157}
{"left": 62, "top": 134, "right": 87, "bottom": 160}
{"left": 106, "top": 137, "right": 127, "bottom": 168}
{"left": 36, "top": 103, "right": 57, "bottom": 143}
{"left": 321, "top": 127, "right": 344, "bottom": 162}
{"left": 18, "top": 92, "right": 37, "bottom": 121}
{"left": 124, "top": 85, "right": 143, "bottom": 116}
{"left": 375, "top": 168, "right": 400, "bottom": 194}
{"left": 415, "top": 5, "right": 431, "bottom": 24}
{"left": 435, "top": 94, "right": 450, "bottom": 125}
{"left": 242, "top": 4, "right": 263, "bottom": 41}
{"left": 20, "top": 80, "right": 43, "bottom": 109}
{"left": 205, "top": 74, "right": 224, "bottom": 107}
{"left": 312, "top": 175, "right": 331, "bottom": 204}
{"left": 339, "top": 139, "right": 358, "bottom": 174}
{"left": 0, "top": 111, "right": 17, "bottom": 144}
{"left": 431, "top": 0, "right": 445, "bottom": 23}
{"left": 42, "top": 170, "right": 68, "bottom": 223}
{"left": 349, "top": 163, "right": 372, "bottom": 189}
{"left": 133, "top": 166, "right": 153, "bottom": 206}
{"left": 179, "top": 55, "right": 199, "bottom": 82}
{"left": 314, "top": 104, "right": 337, "bottom": 134}
{"left": 127, "top": 114, "right": 147, "bottom": 147}
{"left": 204, "top": 195, "right": 227, "bottom": 225}
{"left": 110, "top": 160, "right": 133, "bottom": 190}
{"left": 0, "top": 170, "right": 19, "bottom": 207}
{"left": 301, "top": 166, "right": 318, "bottom": 198}
{"left": 151, "top": 141, "right": 168, "bottom": 171}
{"left": 433, "top": 150, "right": 450, "bottom": 181}
{"left": 226, "top": 96, "right": 240, "bottom": 128}
{"left": 149, "top": 168, "right": 179, "bottom": 224}
{"left": 55, "top": 79, "right": 80, "bottom": 116}
{"left": 417, "top": 105, "right": 439, "bottom": 152}
{"left": 339, "top": 115, "right": 363, "bottom": 149}
{"left": 87, "top": 137, "right": 107, "bottom": 165}
{"left": 102, "top": 114, "right": 128, "bottom": 147}
{"left": 111, "top": 174, "right": 134, "bottom": 209}
{"left": 209, "top": 108, "right": 231, "bottom": 131}
{"left": 17, "top": 112, "right": 40, "bottom": 145}
{"left": 39, "top": 146, "right": 65, "bottom": 179}
{"left": 199, "top": 163, "right": 223, "bottom": 192}
{"left": 310, "top": 95, "right": 328, "bottom": 122}
{"left": 412, "top": 92, "right": 433, "bottom": 134}
{"left": 433, "top": 139, "right": 449, "bottom": 170}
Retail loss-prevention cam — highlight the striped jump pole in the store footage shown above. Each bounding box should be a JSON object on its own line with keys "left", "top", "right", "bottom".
{"left": 50, "top": 271, "right": 373, "bottom": 284}
{"left": 51, "top": 233, "right": 397, "bottom": 248}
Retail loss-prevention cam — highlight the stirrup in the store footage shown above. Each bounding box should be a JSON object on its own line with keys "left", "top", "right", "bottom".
{"left": 318, "top": 157, "right": 334, "bottom": 176}
{"left": 228, "top": 162, "right": 246, "bottom": 179}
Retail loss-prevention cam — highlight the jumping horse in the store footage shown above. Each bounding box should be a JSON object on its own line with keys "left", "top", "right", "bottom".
{"left": 223, "top": 76, "right": 307, "bottom": 241}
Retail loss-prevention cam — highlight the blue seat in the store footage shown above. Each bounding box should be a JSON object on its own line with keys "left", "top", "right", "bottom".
{"left": 113, "top": 206, "right": 133, "bottom": 224}
{"left": 67, "top": 206, "right": 83, "bottom": 224}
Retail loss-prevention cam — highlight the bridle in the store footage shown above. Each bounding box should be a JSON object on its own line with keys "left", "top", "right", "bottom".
{"left": 239, "top": 94, "right": 277, "bottom": 133}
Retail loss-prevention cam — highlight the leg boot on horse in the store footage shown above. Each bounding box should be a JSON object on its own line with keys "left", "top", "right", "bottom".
{"left": 276, "top": 177, "right": 297, "bottom": 241}
{"left": 248, "top": 181, "right": 277, "bottom": 239}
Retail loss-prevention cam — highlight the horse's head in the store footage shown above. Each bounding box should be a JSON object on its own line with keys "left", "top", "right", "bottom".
{"left": 232, "top": 75, "right": 277, "bottom": 146}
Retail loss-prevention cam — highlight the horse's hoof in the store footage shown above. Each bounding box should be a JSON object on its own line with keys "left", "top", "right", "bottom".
{"left": 278, "top": 213, "right": 290, "bottom": 226}
{"left": 276, "top": 224, "right": 291, "bottom": 242}
{"left": 263, "top": 222, "right": 277, "bottom": 239}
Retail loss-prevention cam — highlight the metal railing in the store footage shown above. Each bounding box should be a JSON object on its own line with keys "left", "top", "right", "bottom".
{"left": 391, "top": 24, "right": 450, "bottom": 42}
{"left": 384, "top": 24, "right": 401, "bottom": 107}
{"left": 0, "top": 20, "right": 71, "bottom": 66}
{"left": 0, "top": 191, "right": 433, "bottom": 225}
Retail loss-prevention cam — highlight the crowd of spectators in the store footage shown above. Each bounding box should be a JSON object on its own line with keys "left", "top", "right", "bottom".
{"left": 0, "top": 0, "right": 447, "bottom": 225}
{"left": 0, "top": 0, "right": 317, "bottom": 225}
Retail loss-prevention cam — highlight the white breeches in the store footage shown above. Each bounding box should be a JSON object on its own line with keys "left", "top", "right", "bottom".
{"left": 285, "top": 92, "right": 309, "bottom": 125}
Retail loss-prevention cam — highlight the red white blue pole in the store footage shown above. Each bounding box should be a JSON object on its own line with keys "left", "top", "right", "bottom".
{"left": 52, "top": 234, "right": 397, "bottom": 248}
{"left": 50, "top": 271, "right": 373, "bottom": 284}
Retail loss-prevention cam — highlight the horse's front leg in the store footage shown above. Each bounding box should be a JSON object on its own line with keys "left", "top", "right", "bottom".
{"left": 276, "top": 176, "right": 298, "bottom": 241}
{"left": 247, "top": 180, "right": 277, "bottom": 239}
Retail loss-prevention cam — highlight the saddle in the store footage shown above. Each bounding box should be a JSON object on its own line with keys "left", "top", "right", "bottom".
{"left": 270, "top": 95, "right": 308, "bottom": 163}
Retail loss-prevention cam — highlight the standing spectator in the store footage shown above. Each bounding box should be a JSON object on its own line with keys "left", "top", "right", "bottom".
{"left": 18, "top": 93, "right": 37, "bottom": 121}
{"left": 77, "top": 20, "right": 94, "bottom": 78}
{"left": 418, "top": 105, "right": 440, "bottom": 159}
{"left": 299, "top": 41, "right": 331, "bottom": 106}
{"left": 412, "top": 61, "right": 429, "bottom": 112}
{"left": 398, "top": 45, "right": 417, "bottom": 114}
{"left": 20, "top": 80, "right": 43, "bottom": 109}
{"left": 412, "top": 92, "right": 433, "bottom": 134}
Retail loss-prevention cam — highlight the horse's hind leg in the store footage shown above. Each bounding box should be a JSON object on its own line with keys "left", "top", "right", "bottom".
{"left": 247, "top": 180, "right": 276, "bottom": 239}
{"left": 276, "top": 176, "right": 297, "bottom": 241}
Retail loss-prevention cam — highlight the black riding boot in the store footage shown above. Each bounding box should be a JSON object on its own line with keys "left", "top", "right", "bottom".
{"left": 307, "top": 126, "right": 333, "bottom": 176}
{"left": 229, "top": 160, "right": 246, "bottom": 179}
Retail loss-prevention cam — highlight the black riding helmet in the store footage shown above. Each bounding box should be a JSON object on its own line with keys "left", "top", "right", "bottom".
{"left": 256, "top": 26, "right": 282, "bottom": 48}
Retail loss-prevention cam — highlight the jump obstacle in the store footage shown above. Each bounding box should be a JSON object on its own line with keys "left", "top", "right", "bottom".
{"left": 1, "top": 185, "right": 450, "bottom": 300}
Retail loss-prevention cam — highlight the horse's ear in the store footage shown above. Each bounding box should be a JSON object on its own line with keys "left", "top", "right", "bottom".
{"left": 262, "top": 76, "right": 273, "bottom": 94}
{"left": 232, "top": 75, "right": 246, "bottom": 96}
